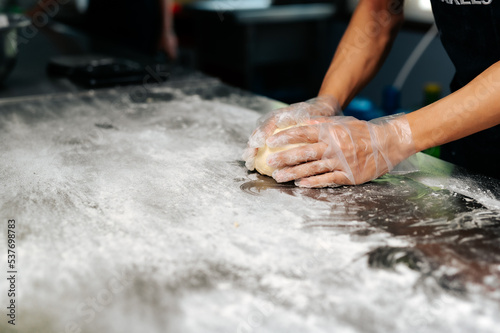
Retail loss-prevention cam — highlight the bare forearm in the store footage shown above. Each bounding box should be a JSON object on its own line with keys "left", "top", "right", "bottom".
{"left": 319, "top": 0, "right": 404, "bottom": 108}
{"left": 407, "top": 61, "right": 500, "bottom": 152}
{"left": 160, "top": 0, "right": 174, "bottom": 30}
{"left": 159, "top": 0, "right": 178, "bottom": 59}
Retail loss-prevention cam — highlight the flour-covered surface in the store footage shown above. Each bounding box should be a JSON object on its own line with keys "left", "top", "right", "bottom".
{"left": 0, "top": 83, "right": 499, "bottom": 333}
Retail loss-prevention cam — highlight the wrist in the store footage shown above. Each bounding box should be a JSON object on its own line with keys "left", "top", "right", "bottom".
{"left": 371, "top": 115, "right": 416, "bottom": 170}
{"left": 311, "top": 94, "right": 342, "bottom": 116}
{"left": 318, "top": 83, "right": 351, "bottom": 110}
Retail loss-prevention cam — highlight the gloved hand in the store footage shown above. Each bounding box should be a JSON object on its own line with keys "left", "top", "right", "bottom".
{"left": 242, "top": 95, "right": 341, "bottom": 171}
{"left": 265, "top": 114, "right": 416, "bottom": 187}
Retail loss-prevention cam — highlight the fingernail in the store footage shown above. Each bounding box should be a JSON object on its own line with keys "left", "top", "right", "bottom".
{"left": 294, "top": 179, "right": 307, "bottom": 187}
{"left": 273, "top": 169, "right": 298, "bottom": 183}
{"left": 272, "top": 169, "right": 287, "bottom": 182}
{"left": 245, "top": 157, "right": 255, "bottom": 171}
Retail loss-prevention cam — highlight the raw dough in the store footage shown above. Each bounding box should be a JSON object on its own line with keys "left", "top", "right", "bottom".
{"left": 255, "top": 126, "right": 306, "bottom": 177}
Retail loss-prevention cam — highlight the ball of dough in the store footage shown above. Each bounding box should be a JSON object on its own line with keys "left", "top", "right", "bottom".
{"left": 254, "top": 126, "right": 306, "bottom": 177}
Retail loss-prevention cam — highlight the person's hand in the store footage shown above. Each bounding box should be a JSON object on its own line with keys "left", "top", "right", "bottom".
{"left": 265, "top": 115, "right": 416, "bottom": 187}
{"left": 242, "top": 95, "right": 341, "bottom": 171}
{"left": 159, "top": 29, "right": 178, "bottom": 60}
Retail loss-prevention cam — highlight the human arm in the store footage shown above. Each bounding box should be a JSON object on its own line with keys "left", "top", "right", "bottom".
{"left": 267, "top": 61, "right": 500, "bottom": 187}
{"left": 159, "top": 0, "right": 178, "bottom": 60}
{"left": 407, "top": 61, "right": 500, "bottom": 152}
{"left": 242, "top": 0, "right": 405, "bottom": 172}
{"left": 318, "top": 0, "right": 405, "bottom": 108}
{"left": 242, "top": 96, "right": 342, "bottom": 171}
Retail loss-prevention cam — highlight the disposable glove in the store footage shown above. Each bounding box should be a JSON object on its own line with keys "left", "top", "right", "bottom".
{"left": 265, "top": 115, "right": 416, "bottom": 188}
{"left": 242, "top": 95, "right": 341, "bottom": 171}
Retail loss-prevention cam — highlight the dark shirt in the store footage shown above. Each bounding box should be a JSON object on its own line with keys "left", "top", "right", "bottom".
{"left": 430, "top": 0, "right": 500, "bottom": 179}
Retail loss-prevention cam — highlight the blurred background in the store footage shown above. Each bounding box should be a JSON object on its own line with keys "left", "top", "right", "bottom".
{"left": 0, "top": 0, "right": 453, "bottom": 112}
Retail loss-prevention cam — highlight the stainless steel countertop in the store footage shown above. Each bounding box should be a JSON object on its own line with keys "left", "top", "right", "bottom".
{"left": 1, "top": 77, "right": 499, "bottom": 333}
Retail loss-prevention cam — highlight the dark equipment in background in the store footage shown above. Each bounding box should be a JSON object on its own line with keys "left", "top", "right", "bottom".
{"left": 185, "top": 2, "right": 337, "bottom": 104}
{"left": 47, "top": 55, "right": 169, "bottom": 88}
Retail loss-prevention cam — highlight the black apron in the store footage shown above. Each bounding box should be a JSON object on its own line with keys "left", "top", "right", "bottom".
{"left": 430, "top": 0, "right": 500, "bottom": 179}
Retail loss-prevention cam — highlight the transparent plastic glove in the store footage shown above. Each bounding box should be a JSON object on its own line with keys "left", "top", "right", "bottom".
{"left": 266, "top": 115, "right": 416, "bottom": 188}
{"left": 242, "top": 95, "right": 341, "bottom": 171}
